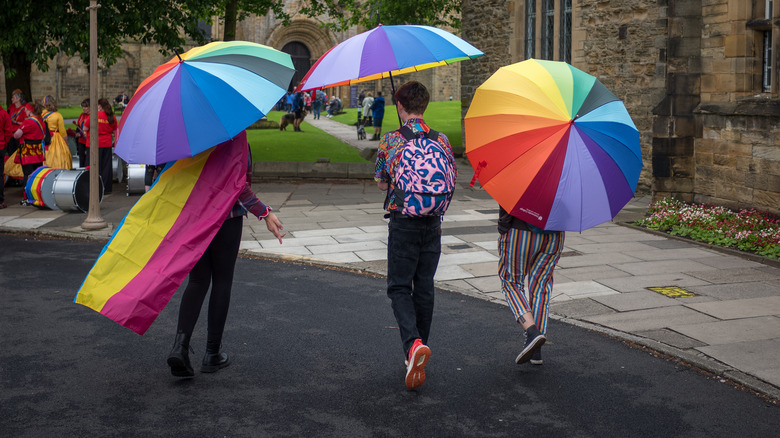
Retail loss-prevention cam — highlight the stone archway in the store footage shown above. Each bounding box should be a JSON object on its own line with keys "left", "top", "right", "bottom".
{"left": 267, "top": 19, "right": 337, "bottom": 67}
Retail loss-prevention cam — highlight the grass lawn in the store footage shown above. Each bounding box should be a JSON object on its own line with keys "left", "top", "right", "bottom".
{"left": 248, "top": 111, "right": 369, "bottom": 162}
{"left": 330, "top": 101, "right": 462, "bottom": 148}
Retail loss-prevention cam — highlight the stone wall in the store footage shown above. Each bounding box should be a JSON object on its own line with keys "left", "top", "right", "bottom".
{"left": 576, "top": 0, "right": 667, "bottom": 194}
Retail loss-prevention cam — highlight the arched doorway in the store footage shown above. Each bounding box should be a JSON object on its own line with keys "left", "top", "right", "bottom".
{"left": 282, "top": 41, "right": 311, "bottom": 91}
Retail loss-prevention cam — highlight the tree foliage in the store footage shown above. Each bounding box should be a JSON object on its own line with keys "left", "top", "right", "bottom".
{"left": 301, "top": 0, "right": 461, "bottom": 31}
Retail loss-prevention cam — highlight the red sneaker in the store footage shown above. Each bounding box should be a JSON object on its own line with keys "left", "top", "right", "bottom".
{"left": 405, "top": 338, "right": 431, "bottom": 389}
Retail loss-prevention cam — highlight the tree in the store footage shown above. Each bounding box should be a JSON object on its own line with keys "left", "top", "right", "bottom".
{"left": 0, "top": 0, "right": 461, "bottom": 106}
{"left": 300, "top": 0, "right": 461, "bottom": 31}
{"left": 0, "top": 0, "right": 218, "bottom": 106}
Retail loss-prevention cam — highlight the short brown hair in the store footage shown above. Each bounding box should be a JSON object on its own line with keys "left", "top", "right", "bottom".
{"left": 394, "top": 81, "right": 429, "bottom": 115}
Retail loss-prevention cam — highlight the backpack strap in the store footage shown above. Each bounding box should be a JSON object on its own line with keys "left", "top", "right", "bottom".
{"left": 398, "top": 125, "right": 440, "bottom": 142}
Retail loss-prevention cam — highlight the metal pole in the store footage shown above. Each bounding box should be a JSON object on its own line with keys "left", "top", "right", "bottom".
{"left": 82, "top": 0, "right": 107, "bottom": 230}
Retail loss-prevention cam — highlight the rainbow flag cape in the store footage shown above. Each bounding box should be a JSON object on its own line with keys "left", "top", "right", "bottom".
{"left": 74, "top": 132, "right": 249, "bottom": 334}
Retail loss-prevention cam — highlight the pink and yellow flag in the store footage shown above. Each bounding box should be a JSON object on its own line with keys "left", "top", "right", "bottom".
{"left": 74, "top": 133, "right": 249, "bottom": 334}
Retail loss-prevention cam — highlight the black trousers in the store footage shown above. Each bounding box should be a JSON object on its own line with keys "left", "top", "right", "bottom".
{"left": 386, "top": 213, "right": 442, "bottom": 357}
{"left": 176, "top": 216, "right": 243, "bottom": 344}
{"left": 83, "top": 147, "right": 113, "bottom": 193}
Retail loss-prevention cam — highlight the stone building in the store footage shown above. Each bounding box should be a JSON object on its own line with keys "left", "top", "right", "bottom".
{"left": 1, "top": 1, "right": 463, "bottom": 109}
{"left": 462, "top": 0, "right": 779, "bottom": 216}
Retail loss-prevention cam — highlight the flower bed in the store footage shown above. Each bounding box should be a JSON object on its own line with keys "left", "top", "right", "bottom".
{"left": 633, "top": 198, "right": 780, "bottom": 261}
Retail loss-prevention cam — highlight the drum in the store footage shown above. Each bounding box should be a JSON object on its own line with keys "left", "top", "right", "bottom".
{"left": 126, "top": 164, "right": 146, "bottom": 195}
{"left": 24, "top": 167, "right": 63, "bottom": 209}
{"left": 113, "top": 154, "right": 125, "bottom": 183}
{"left": 52, "top": 169, "right": 104, "bottom": 212}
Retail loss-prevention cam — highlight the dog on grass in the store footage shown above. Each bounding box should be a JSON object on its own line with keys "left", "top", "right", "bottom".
{"left": 280, "top": 110, "right": 308, "bottom": 131}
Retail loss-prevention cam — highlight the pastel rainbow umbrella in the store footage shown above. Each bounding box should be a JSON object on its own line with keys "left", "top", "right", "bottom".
{"left": 116, "top": 41, "right": 295, "bottom": 165}
{"left": 295, "top": 24, "right": 483, "bottom": 92}
{"left": 465, "top": 59, "right": 642, "bottom": 232}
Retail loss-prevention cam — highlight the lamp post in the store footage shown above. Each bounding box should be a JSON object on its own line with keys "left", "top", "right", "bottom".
{"left": 81, "top": 0, "right": 107, "bottom": 230}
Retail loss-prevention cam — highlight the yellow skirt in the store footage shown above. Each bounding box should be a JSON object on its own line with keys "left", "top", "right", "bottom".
{"left": 43, "top": 133, "right": 73, "bottom": 170}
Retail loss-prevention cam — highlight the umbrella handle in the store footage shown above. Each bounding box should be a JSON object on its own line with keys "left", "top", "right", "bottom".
{"left": 470, "top": 161, "right": 487, "bottom": 187}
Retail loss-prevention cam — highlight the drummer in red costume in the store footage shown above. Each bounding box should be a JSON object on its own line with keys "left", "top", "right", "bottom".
{"left": 6, "top": 90, "right": 33, "bottom": 157}
{"left": 12, "top": 101, "right": 46, "bottom": 205}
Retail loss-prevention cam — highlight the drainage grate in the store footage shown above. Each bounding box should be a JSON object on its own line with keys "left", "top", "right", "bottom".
{"left": 648, "top": 286, "right": 696, "bottom": 298}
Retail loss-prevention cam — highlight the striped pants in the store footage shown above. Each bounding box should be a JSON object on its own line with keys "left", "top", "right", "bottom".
{"left": 497, "top": 228, "right": 565, "bottom": 334}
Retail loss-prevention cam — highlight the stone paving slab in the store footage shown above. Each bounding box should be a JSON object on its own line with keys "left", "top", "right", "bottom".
{"left": 634, "top": 329, "right": 708, "bottom": 349}
{"left": 610, "top": 259, "right": 717, "bottom": 276}
{"left": 583, "top": 306, "right": 718, "bottom": 332}
{"left": 684, "top": 296, "right": 780, "bottom": 320}
{"left": 687, "top": 282, "right": 780, "bottom": 301}
{"left": 555, "top": 252, "right": 643, "bottom": 268}
{"left": 697, "top": 339, "right": 780, "bottom": 388}
{"left": 552, "top": 280, "right": 620, "bottom": 300}
{"left": 686, "top": 267, "right": 780, "bottom": 284}
{"left": 556, "top": 264, "right": 633, "bottom": 282}
{"left": 671, "top": 316, "right": 780, "bottom": 345}
{"left": 591, "top": 291, "right": 680, "bottom": 312}
{"left": 597, "top": 272, "right": 713, "bottom": 293}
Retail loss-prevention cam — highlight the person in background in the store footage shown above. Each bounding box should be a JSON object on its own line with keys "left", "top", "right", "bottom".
{"left": 361, "top": 92, "right": 374, "bottom": 132}
{"left": 114, "top": 90, "right": 129, "bottom": 108}
{"left": 0, "top": 104, "right": 12, "bottom": 209}
{"left": 303, "top": 91, "right": 312, "bottom": 113}
{"left": 12, "top": 102, "right": 46, "bottom": 204}
{"left": 75, "top": 99, "right": 90, "bottom": 168}
{"left": 291, "top": 91, "right": 305, "bottom": 132}
{"left": 6, "top": 90, "right": 33, "bottom": 156}
{"left": 87, "top": 98, "right": 117, "bottom": 194}
{"left": 167, "top": 131, "right": 286, "bottom": 378}
{"left": 369, "top": 90, "right": 385, "bottom": 141}
{"left": 41, "top": 96, "right": 72, "bottom": 170}
{"left": 312, "top": 89, "right": 323, "bottom": 120}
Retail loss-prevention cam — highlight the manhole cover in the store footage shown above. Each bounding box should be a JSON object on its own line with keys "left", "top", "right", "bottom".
{"left": 648, "top": 286, "right": 696, "bottom": 298}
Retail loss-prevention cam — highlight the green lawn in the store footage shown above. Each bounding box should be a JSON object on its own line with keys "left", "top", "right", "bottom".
{"left": 330, "top": 101, "right": 462, "bottom": 148}
{"left": 247, "top": 111, "right": 369, "bottom": 162}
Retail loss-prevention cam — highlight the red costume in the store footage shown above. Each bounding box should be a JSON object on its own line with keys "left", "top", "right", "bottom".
{"left": 18, "top": 116, "right": 46, "bottom": 165}
{"left": 96, "top": 110, "right": 117, "bottom": 148}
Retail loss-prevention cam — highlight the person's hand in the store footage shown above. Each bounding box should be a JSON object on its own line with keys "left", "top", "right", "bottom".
{"left": 377, "top": 181, "right": 388, "bottom": 191}
{"left": 263, "top": 212, "right": 285, "bottom": 244}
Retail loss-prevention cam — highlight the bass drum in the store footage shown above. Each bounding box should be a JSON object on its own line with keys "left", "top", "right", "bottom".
{"left": 113, "top": 154, "right": 125, "bottom": 183}
{"left": 126, "top": 164, "right": 146, "bottom": 196}
{"left": 52, "top": 169, "right": 104, "bottom": 213}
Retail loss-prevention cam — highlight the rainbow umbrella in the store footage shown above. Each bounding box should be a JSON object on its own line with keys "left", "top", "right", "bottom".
{"left": 465, "top": 59, "right": 642, "bottom": 232}
{"left": 116, "top": 41, "right": 294, "bottom": 165}
{"left": 295, "top": 24, "right": 483, "bottom": 92}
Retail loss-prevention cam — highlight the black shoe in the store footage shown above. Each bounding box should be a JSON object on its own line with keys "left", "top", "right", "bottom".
{"left": 530, "top": 346, "right": 543, "bottom": 365}
{"left": 167, "top": 332, "right": 195, "bottom": 378}
{"left": 201, "top": 341, "right": 230, "bottom": 373}
{"left": 516, "top": 330, "right": 546, "bottom": 364}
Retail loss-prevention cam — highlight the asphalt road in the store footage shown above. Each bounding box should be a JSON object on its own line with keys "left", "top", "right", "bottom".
{"left": 1, "top": 234, "right": 778, "bottom": 438}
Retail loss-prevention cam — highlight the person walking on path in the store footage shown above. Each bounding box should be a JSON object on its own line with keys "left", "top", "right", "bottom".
{"left": 369, "top": 91, "right": 385, "bottom": 141}
{"left": 497, "top": 207, "right": 565, "bottom": 365}
{"left": 312, "top": 90, "right": 323, "bottom": 120}
{"left": 361, "top": 92, "right": 374, "bottom": 132}
{"left": 167, "top": 132, "right": 286, "bottom": 378}
{"left": 374, "top": 81, "right": 456, "bottom": 389}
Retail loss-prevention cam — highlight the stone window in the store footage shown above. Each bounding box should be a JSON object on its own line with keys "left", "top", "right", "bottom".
{"left": 542, "top": 0, "right": 555, "bottom": 60}
{"left": 748, "top": 0, "right": 775, "bottom": 94}
{"left": 523, "top": 0, "right": 572, "bottom": 62}
{"left": 559, "top": 0, "right": 572, "bottom": 64}
{"left": 525, "top": 0, "right": 536, "bottom": 59}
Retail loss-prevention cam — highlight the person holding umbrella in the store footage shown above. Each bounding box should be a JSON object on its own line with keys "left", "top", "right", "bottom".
{"left": 375, "top": 81, "right": 456, "bottom": 389}
{"left": 497, "top": 210, "right": 564, "bottom": 365}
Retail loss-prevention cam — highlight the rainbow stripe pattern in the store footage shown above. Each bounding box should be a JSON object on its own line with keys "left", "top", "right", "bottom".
{"left": 74, "top": 133, "right": 249, "bottom": 334}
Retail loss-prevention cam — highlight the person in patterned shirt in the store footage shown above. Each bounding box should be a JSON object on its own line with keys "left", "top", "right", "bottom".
{"left": 374, "top": 80, "right": 456, "bottom": 389}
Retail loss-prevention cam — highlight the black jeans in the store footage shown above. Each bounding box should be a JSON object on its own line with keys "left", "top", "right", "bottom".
{"left": 176, "top": 216, "right": 243, "bottom": 344}
{"left": 386, "top": 213, "right": 442, "bottom": 357}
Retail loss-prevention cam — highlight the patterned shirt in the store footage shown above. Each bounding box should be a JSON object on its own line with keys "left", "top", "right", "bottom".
{"left": 374, "top": 118, "right": 456, "bottom": 211}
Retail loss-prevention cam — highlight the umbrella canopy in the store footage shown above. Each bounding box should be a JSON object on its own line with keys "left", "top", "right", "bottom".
{"left": 295, "top": 24, "right": 483, "bottom": 91}
{"left": 465, "top": 59, "right": 642, "bottom": 232}
{"left": 116, "top": 41, "right": 295, "bottom": 165}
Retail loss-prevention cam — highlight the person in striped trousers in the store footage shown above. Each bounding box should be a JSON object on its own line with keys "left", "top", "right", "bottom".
{"left": 497, "top": 206, "right": 565, "bottom": 365}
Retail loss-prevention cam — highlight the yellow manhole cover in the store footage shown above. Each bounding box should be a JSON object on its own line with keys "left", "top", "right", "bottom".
{"left": 648, "top": 286, "right": 696, "bottom": 298}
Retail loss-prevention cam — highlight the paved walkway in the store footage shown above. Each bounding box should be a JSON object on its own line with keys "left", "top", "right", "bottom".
{"left": 2, "top": 115, "right": 779, "bottom": 400}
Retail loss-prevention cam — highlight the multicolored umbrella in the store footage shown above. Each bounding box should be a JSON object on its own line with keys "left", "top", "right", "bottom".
{"left": 295, "top": 24, "right": 483, "bottom": 91}
{"left": 465, "top": 59, "right": 642, "bottom": 232}
{"left": 116, "top": 41, "right": 295, "bottom": 165}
